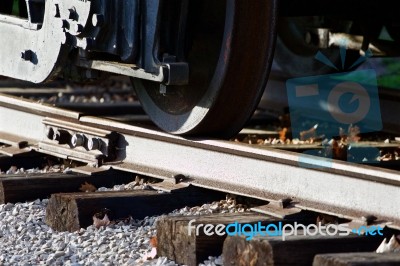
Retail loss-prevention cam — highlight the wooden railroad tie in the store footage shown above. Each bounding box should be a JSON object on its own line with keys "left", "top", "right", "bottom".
{"left": 45, "top": 186, "right": 224, "bottom": 232}
{"left": 0, "top": 169, "right": 135, "bottom": 204}
{"left": 156, "top": 211, "right": 315, "bottom": 266}
{"left": 223, "top": 233, "right": 387, "bottom": 266}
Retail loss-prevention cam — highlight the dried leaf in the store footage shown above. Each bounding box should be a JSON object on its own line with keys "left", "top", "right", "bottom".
{"left": 332, "top": 140, "right": 347, "bottom": 161}
{"left": 339, "top": 124, "right": 361, "bottom": 143}
{"left": 150, "top": 236, "right": 158, "bottom": 248}
{"left": 279, "top": 127, "right": 288, "bottom": 141}
{"left": 79, "top": 182, "right": 97, "bottom": 192}
{"left": 93, "top": 213, "right": 111, "bottom": 229}
{"left": 299, "top": 124, "right": 318, "bottom": 141}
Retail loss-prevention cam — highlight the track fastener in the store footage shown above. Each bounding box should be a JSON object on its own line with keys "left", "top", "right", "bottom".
{"left": 45, "top": 127, "right": 54, "bottom": 140}
{"left": 87, "top": 137, "right": 101, "bottom": 151}
{"left": 71, "top": 134, "right": 85, "bottom": 147}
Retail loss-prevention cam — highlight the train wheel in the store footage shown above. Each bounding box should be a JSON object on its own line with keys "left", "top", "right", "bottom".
{"left": 274, "top": 17, "right": 358, "bottom": 77}
{"left": 132, "top": 0, "right": 277, "bottom": 138}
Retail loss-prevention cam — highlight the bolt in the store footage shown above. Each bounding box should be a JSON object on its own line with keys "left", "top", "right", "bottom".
{"left": 62, "top": 20, "right": 70, "bottom": 30}
{"left": 87, "top": 137, "right": 100, "bottom": 150}
{"left": 62, "top": 33, "right": 75, "bottom": 46}
{"left": 71, "top": 134, "right": 85, "bottom": 147}
{"left": 92, "top": 14, "right": 105, "bottom": 27}
{"left": 21, "top": 50, "right": 33, "bottom": 61}
{"left": 53, "top": 4, "right": 60, "bottom": 18}
{"left": 361, "top": 215, "right": 377, "bottom": 225}
{"left": 68, "top": 7, "right": 77, "bottom": 21}
{"left": 45, "top": 127, "right": 54, "bottom": 139}
{"left": 74, "top": 24, "right": 83, "bottom": 33}
{"left": 53, "top": 130, "right": 60, "bottom": 141}
{"left": 52, "top": 129, "right": 70, "bottom": 144}
{"left": 173, "top": 174, "right": 186, "bottom": 184}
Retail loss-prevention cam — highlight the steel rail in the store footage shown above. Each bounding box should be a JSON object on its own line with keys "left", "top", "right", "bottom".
{"left": 0, "top": 94, "right": 399, "bottom": 228}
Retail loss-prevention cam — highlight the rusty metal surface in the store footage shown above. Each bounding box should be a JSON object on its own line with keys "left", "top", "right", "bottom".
{"left": 0, "top": 95, "right": 399, "bottom": 228}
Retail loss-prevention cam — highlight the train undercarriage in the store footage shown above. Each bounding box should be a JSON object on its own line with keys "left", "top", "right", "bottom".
{"left": 0, "top": 0, "right": 400, "bottom": 137}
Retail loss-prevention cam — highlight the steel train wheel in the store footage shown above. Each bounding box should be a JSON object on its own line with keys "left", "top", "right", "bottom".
{"left": 132, "top": 0, "right": 277, "bottom": 138}
{"left": 275, "top": 17, "right": 358, "bottom": 77}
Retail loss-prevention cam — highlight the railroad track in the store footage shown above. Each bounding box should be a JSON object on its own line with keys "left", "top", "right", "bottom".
{"left": 0, "top": 90, "right": 399, "bottom": 265}
{"left": 0, "top": 92, "right": 399, "bottom": 226}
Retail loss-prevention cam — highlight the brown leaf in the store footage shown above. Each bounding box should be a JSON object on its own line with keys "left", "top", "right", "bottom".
{"left": 299, "top": 124, "right": 318, "bottom": 141}
{"left": 150, "top": 236, "right": 158, "bottom": 248}
{"left": 279, "top": 127, "right": 287, "bottom": 141}
{"left": 93, "top": 214, "right": 111, "bottom": 229}
{"left": 339, "top": 125, "right": 361, "bottom": 143}
{"left": 332, "top": 140, "right": 347, "bottom": 161}
{"left": 79, "top": 182, "right": 97, "bottom": 192}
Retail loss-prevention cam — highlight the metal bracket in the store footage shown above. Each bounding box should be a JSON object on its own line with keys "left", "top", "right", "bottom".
{"left": 251, "top": 198, "right": 304, "bottom": 219}
{"left": 38, "top": 118, "right": 118, "bottom": 166}
{"left": 163, "top": 62, "right": 189, "bottom": 85}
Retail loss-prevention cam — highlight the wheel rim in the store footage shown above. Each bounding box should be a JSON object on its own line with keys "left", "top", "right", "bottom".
{"left": 133, "top": 0, "right": 277, "bottom": 137}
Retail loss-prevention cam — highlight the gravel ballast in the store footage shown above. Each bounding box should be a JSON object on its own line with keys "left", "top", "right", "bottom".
{"left": 0, "top": 188, "right": 241, "bottom": 265}
{"left": 0, "top": 199, "right": 161, "bottom": 265}
{"left": 0, "top": 166, "right": 239, "bottom": 265}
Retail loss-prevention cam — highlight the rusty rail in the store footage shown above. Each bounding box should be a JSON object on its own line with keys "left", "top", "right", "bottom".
{"left": 0, "top": 93, "right": 399, "bottom": 229}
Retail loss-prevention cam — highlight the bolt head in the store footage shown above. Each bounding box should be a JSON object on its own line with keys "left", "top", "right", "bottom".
{"left": 71, "top": 134, "right": 84, "bottom": 147}
{"left": 53, "top": 130, "right": 60, "bottom": 141}
{"left": 45, "top": 127, "right": 54, "bottom": 139}
{"left": 88, "top": 138, "right": 100, "bottom": 150}
{"left": 21, "top": 50, "right": 33, "bottom": 61}
{"left": 74, "top": 24, "right": 83, "bottom": 33}
{"left": 62, "top": 20, "right": 70, "bottom": 30}
{"left": 68, "top": 7, "right": 77, "bottom": 21}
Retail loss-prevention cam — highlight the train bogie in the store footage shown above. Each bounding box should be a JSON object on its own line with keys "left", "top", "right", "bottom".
{"left": 0, "top": 0, "right": 400, "bottom": 137}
